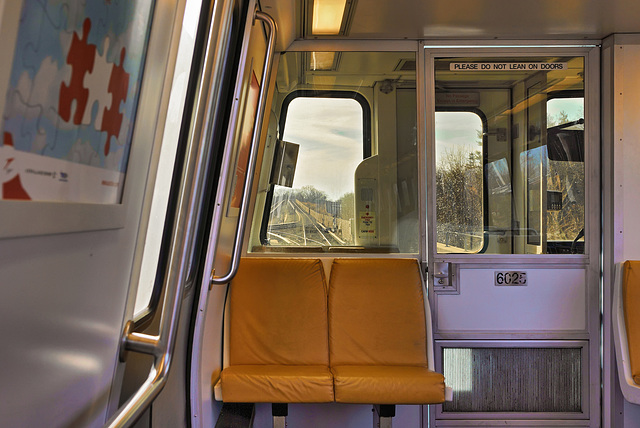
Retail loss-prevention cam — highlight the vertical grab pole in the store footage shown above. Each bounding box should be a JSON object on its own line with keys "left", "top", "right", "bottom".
{"left": 210, "top": 10, "right": 277, "bottom": 285}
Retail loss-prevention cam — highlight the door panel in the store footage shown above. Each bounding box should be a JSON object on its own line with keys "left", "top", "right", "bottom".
{"left": 425, "top": 47, "right": 600, "bottom": 427}
{"left": 0, "top": 0, "right": 193, "bottom": 426}
{"left": 436, "top": 266, "right": 587, "bottom": 332}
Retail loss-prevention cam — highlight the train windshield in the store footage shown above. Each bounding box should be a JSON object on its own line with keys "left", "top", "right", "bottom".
{"left": 250, "top": 51, "right": 419, "bottom": 253}
{"left": 268, "top": 96, "right": 364, "bottom": 247}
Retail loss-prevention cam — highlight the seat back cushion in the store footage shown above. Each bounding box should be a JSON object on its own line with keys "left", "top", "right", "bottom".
{"left": 624, "top": 260, "right": 640, "bottom": 384}
{"left": 228, "top": 258, "right": 329, "bottom": 366}
{"left": 328, "top": 258, "right": 428, "bottom": 367}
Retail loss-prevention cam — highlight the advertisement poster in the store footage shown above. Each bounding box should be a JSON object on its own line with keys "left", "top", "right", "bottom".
{"left": 0, "top": 0, "right": 155, "bottom": 204}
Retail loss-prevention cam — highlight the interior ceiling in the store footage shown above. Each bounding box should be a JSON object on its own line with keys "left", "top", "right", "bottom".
{"left": 261, "top": 0, "right": 640, "bottom": 51}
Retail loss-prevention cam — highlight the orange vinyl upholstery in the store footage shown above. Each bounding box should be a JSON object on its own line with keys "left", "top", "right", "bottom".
{"left": 328, "top": 258, "right": 445, "bottom": 404}
{"left": 623, "top": 260, "right": 640, "bottom": 385}
{"left": 220, "top": 258, "right": 334, "bottom": 403}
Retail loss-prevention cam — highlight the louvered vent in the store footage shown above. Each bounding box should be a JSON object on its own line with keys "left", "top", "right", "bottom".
{"left": 442, "top": 347, "right": 582, "bottom": 413}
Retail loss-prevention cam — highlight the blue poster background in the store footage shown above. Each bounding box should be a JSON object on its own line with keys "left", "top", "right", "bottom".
{"left": 1, "top": 0, "right": 155, "bottom": 174}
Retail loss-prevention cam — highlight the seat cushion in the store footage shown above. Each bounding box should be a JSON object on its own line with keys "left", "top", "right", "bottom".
{"left": 332, "top": 365, "right": 445, "bottom": 404}
{"left": 221, "top": 365, "right": 335, "bottom": 403}
{"left": 229, "top": 258, "right": 329, "bottom": 366}
{"left": 328, "top": 258, "right": 428, "bottom": 366}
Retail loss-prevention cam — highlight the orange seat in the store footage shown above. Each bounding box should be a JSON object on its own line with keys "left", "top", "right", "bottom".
{"left": 614, "top": 261, "right": 640, "bottom": 405}
{"left": 328, "top": 258, "right": 445, "bottom": 404}
{"left": 623, "top": 261, "right": 640, "bottom": 385}
{"left": 219, "top": 258, "right": 334, "bottom": 403}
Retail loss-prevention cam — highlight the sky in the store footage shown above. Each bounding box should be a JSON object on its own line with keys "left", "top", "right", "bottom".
{"left": 282, "top": 97, "right": 363, "bottom": 200}
{"left": 547, "top": 98, "right": 584, "bottom": 123}
{"left": 435, "top": 111, "right": 483, "bottom": 163}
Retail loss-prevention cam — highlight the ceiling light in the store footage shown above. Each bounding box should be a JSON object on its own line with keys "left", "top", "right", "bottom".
{"left": 312, "top": 0, "right": 347, "bottom": 35}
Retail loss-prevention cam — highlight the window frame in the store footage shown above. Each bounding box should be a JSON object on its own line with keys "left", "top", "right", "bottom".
{"left": 258, "top": 90, "right": 372, "bottom": 246}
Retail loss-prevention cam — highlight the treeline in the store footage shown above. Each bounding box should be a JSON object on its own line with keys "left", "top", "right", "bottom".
{"left": 435, "top": 146, "right": 483, "bottom": 251}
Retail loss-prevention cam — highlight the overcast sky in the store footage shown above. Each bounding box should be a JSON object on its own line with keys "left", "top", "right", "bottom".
{"left": 547, "top": 97, "right": 584, "bottom": 123}
{"left": 282, "top": 97, "right": 363, "bottom": 200}
{"left": 435, "top": 111, "right": 483, "bottom": 163}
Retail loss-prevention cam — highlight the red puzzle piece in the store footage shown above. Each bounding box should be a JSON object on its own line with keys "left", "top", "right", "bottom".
{"left": 58, "top": 18, "right": 96, "bottom": 125}
{"left": 2, "top": 132, "right": 30, "bottom": 200}
{"left": 101, "top": 48, "right": 129, "bottom": 156}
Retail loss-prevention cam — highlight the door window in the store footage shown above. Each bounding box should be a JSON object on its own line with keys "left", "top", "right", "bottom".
{"left": 435, "top": 111, "right": 484, "bottom": 253}
{"left": 434, "top": 57, "right": 586, "bottom": 254}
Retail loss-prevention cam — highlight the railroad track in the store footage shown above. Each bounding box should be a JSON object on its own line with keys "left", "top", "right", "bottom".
{"left": 266, "top": 198, "right": 344, "bottom": 246}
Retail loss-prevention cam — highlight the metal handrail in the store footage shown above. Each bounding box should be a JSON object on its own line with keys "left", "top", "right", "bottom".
{"left": 103, "top": 0, "right": 236, "bottom": 425}
{"left": 210, "top": 11, "right": 277, "bottom": 285}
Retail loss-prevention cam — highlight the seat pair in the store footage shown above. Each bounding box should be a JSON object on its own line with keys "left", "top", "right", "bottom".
{"left": 215, "top": 257, "right": 445, "bottom": 406}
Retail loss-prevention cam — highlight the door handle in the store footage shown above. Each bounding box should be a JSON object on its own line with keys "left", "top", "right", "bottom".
{"left": 433, "top": 261, "right": 451, "bottom": 286}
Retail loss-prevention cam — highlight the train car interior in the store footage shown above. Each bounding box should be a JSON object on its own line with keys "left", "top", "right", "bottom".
{"left": 3, "top": 0, "right": 640, "bottom": 427}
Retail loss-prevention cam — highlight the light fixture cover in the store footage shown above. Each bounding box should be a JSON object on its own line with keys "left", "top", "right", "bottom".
{"left": 312, "top": 0, "right": 347, "bottom": 35}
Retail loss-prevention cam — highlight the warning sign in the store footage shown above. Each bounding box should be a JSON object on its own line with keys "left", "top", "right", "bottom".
{"left": 435, "top": 92, "right": 480, "bottom": 107}
{"left": 359, "top": 211, "right": 376, "bottom": 235}
{"left": 450, "top": 62, "right": 568, "bottom": 71}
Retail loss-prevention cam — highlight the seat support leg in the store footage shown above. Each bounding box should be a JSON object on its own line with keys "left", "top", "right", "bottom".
{"left": 373, "top": 405, "right": 395, "bottom": 428}
{"left": 272, "top": 403, "right": 288, "bottom": 428}
{"left": 273, "top": 416, "right": 286, "bottom": 428}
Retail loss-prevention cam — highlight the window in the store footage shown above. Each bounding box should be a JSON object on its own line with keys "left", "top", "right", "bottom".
{"left": 435, "top": 111, "right": 484, "bottom": 253}
{"left": 266, "top": 95, "right": 366, "bottom": 247}
{"left": 546, "top": 95, "right": 584, "bottom": 252}
{"left": 433, "top": 56, "right": 586, "bottom": 255}
{"left": 251, "top": 51, "right": 419, "bottom": 253}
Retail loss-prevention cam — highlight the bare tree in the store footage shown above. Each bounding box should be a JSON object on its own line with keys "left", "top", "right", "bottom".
{"left": 436, "top": 145, "right": 483, "bottom": 251}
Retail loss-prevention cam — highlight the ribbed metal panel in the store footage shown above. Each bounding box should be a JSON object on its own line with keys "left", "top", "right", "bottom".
{"left": 442, "top": 347, "right": 582, "bottom": 412}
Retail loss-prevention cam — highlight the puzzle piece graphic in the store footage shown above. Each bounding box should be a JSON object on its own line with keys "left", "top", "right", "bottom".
{"left": 22, "top": 56, "right": 71, "bottom": 141}
{"left": 1, "top": 132, "right": 31, "bottom": 200}
{"left": 67, "top": 138, "right": 100, "bottom": 166}
{"left": 37, "top": 0, "right": 67, "bottom": 30}
{"left": 82, "top": 38, "right": 112, "bottom": 128}
{"left": 86, "top": 1, "right": 110, "bottom": 44}
{"left": 19, "top": 0, "right": 68, "bottom": 79}
{"left": 101, "top": 47, "right": 129, "bottom": 156}
{"left": 2, "top": 0, "right": 147, "bottom": 176}
{"left": 3, "top": 132, "right": 14, "bottom": 148}
{"left": 49, "top": 0, "right": 88, "bottom": 32}
{"left": 2, "top": 55, "right": 70, "bottom": 156}
{"left": 5, "top": 88, "right": 43, "bottom": 145}
{"left": 58, "top": 18, "right": 96, "bottom": 125}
